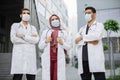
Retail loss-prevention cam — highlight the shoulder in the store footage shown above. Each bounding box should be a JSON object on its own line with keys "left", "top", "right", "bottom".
{"left": 97, "top": 22, "right": 104, "bottom": 26}
{"left": 96, "top": 22, "right": 104, "bottom": 29}
{"left": 80, "top": 26, "right": 86, "bottom": 29}
{"left": 42, "top": 29, "right": 51, "bottom": 34}
{"left": 30, "top": 25, "right": 37, "bottom": 29}
{"left": 11, "top": 22, "right": 20, "bottom": 29}
{"left": 11, "top": 22, "right": 20, "bottom": 27}
{"left": 60, "top": 29, "right": 68, "bottom": 34}
{"left": 78, "top": 25, "right": 86, "bottom": 32}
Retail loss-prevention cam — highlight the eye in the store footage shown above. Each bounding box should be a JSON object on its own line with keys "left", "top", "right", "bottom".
{"left": 85, "top": 12, "right": 92, "bottom": 15}
{"left": 27, "top": 13, "right": 30, "bottom": 14}
{"left": 52, "top": 18, "right": 58, "bottom": 21}
{"left": 22, "top": 12, "right": 30, "bottom": 15}
{"left": 52, "top": 19, "right": 55, "bottom": 21}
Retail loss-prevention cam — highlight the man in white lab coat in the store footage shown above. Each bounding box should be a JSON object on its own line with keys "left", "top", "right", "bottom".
{"left": 75, "top": 7, "right": 106, "bottom": 80}
{"left": 10, "top": 8, "right": 39, "bottom": 80}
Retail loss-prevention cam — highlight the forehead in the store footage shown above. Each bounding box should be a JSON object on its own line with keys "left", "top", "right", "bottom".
{"left": 85, "top": 9, "right": 92, "bottom": 12}
{"left": 22, "top": 10, "right": 29, "bottom": 13}
{"left": 51, "top": 16, "right": 58, "bottom": 19}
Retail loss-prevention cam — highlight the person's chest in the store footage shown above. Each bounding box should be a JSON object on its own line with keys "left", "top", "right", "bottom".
{"left": 81, "top": 24, "right": 97, "bottom": 35}
{"left": 16, "top": 25, "right": 32, "bottom": 35}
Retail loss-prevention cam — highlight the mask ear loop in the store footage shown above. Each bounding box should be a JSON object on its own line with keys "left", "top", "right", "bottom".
{"left": 45, "top": 29, "right": 51, "bottom": 39}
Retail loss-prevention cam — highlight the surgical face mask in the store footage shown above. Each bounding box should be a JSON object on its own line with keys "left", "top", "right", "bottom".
{"left": 51, "top": 20, "right": 60, "bottom": 27}
{"left": 22, "top": 14, "right": 30, "bottom": 21}
{"left": 85, "top": 14, "right": 92, "bottom": 22}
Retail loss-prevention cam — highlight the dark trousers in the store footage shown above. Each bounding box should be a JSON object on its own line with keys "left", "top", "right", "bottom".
{"left": 13, "top": 74, "right": 35, "bottom": 80}
{"left": 80, "top": 61, "right": 106, "bottom": 80}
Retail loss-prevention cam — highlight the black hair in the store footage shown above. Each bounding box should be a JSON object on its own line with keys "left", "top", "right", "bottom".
{"left": 51, "top": 14, "right": 58, "bottom": 17}
{"left": 85, "top": 7, "right": 96, "bottom": 13}
{"left": 20, "top": 8, "right": 30, "bottom": 14}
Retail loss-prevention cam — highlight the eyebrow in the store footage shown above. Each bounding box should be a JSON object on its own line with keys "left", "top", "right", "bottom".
{"left": 52, "top": 17, "right": 58, "bottom": 19}
{"left": 22, "top": 12, "right": 30, "bottom": 13}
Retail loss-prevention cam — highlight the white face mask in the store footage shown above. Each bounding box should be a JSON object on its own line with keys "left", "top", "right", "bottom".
{"left": 22, "top": 14, "right": 30, "bottom": 21}
{"left": 85, "top": 14, "right": 92, "bottom": 22}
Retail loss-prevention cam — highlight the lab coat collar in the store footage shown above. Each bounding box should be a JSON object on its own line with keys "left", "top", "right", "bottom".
{"left": 85, "top": 20, "right": 97, "bottom": 27}
{"left": 20, "top": 21, "right": 30, "bottom": 28}
{"left": 48, "top": 27, "right": 64, "bottom": 32}
{"left": 91, "top": 20, "right": 97, "bottom": 26}
{"left": 84, "top": 21, "right": 97, "bottom": 31}
{"left": 85, "top": 20, "right": 97, "bottom": 26}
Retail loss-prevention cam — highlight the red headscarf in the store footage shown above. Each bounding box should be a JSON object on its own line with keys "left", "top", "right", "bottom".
{"left": 49, "top": 14, "right": 61, "bottom": 30}
{"left": 49, "top": 14, "right": 67, "bottom": 56}
{"left": 49, "top": 14, "right": 61, "bottom": 53}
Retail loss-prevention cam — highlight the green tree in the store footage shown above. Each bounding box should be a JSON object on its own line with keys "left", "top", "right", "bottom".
{"left": 104, "top": 19, "right": 119, "bottom": 32}
{"left": 104, "top": 19, "right": 120, "bottom": 80}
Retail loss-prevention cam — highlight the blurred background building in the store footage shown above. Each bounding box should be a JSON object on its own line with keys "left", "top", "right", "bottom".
{"left": 0, "top": 0, "right": 68, "bottom": 80}
{"left": 35, "top": 0, "right": 68, "bottom": 34}
{"left": 1, "top": 0, "right": 120, "bottom": 80}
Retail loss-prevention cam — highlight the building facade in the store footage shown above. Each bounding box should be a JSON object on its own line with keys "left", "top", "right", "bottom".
{"left": 35, "top": 0, "right": 68, "bottom": 34}
{"left": 0, "top": 0, "right": 68, "bottom": 80}
{"left": 77, "top": 0, "right": 120, "bottom": 30}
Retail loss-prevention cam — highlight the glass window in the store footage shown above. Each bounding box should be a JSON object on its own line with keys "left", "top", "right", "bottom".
{"left": 39, "top": 21, "right": 46, "bottom": 34}
{"left": 46, "top": 0, "right": 52, "bottom": 8}
{"left": 52, "top": 4, "right": 58, "bottom": 14}
{"left": 46, "top": 11, "right": 51, "bottom": 20}
{"left": 36, "top": 2, "right": 45, "bottom": 17}
{"left": 97, "top": 8, "right": 120, "bottom": 23}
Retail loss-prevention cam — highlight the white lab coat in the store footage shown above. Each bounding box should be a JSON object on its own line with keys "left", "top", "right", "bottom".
{"left": 76, "top": 21, "right": 106, "bottom": 74}
{"left": 38, "top": 28, "right": 71, "bottom": 80}
{"left": 10, "top": 22, "right": 39, "bottom": 74}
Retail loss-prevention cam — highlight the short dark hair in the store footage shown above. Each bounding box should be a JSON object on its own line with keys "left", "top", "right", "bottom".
{"left": 20, "top": 8, "right": 30, "bottom": 14}
{"left": 85, "top": 7, "right": 96, "bottom": 13}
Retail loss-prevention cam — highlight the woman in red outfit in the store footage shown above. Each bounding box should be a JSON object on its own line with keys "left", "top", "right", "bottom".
{"left": 39, "top": 14, "right": 71, "bottom": 80}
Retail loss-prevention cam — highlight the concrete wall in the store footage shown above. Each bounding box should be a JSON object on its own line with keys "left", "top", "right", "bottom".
{"left": 77, "top": 0, "right": 120, "bottom": 30}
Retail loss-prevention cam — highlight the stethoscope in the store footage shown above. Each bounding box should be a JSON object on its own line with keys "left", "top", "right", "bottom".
{"left": 45, "top": 28, "right": 64, "bottom": 39}
{"left": 79, "top": 22, "right": 97, "bottom": 35}
{"left": 18, "top": 23, "right": 33, "bottom": 33}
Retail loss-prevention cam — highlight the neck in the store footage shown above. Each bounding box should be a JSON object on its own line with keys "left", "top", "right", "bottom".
{"left": 87, "top": 19, "right": 95, "bottom": 27}
{"left": 22, "top": 21, "right": 28, "bottom": 27}
{"left": 52, "top": 27, "right": 60, "bottom": 30}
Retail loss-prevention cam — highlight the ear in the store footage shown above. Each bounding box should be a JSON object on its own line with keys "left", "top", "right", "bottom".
{"left": 93, "top": 13, "right": 96, "bottom": 18}
{"left": 94, "top": 13, "right": 96, "bottom": 16}
{"left": 20, "top": 14, "right": 22, "bottom": 18}
{"left": 59, "top": 21, "right": 61, "bottom": 26}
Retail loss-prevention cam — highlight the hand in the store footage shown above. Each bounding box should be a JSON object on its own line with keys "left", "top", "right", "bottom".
{"left": 16, "top": 34, "right": 25, "bottom": 39}
{"left": 57, "top": 37, "right": 63, "bottom": 45}
{"left": 88, "top": 40, "right": 99, "bottom": 45}
{"left": 75, "top": 37, "right": 82, "bottom": 44}
{"left": 31, "top": 34, "right": 37, "bottom": 37}
{"left": 45, "top": 36, "right": 52, "bottom": 43}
